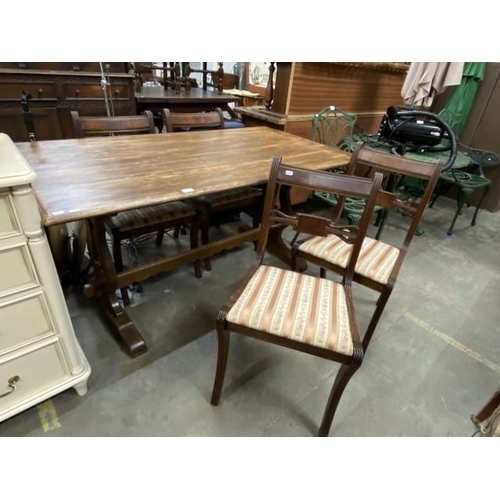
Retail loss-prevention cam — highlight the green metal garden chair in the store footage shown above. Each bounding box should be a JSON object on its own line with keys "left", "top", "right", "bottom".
{"left": 311, "top": 105, "right": 358, "bottom": 151}
{"left": 429, "top": 109, "right": 499, "bottom": 235}
{"left": 311, "top": 106, "right": 388, "bottom": 238}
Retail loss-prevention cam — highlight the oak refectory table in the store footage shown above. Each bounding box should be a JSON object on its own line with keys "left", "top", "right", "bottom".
{"left": 16, "top": 127, "right": 351, "bottom": 357}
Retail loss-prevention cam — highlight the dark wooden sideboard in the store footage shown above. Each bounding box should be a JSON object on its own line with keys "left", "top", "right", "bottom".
{"left": 0, "top": 63, "right": 136, "bottom": 141}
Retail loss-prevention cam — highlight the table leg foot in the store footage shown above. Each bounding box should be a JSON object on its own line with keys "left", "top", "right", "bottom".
{"left": 100, "top": 293, "right": 148, "bottom": 358}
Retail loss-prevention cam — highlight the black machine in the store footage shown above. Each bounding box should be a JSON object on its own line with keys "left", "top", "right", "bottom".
{"left": 377, "top": 106, "right": 457, "bottom": 171}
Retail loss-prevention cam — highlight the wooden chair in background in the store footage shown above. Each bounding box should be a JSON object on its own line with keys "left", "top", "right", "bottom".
{"left": 210, "top": 72, "right": 239, "bottom": 91}
{"left": 163, "top": 107, "right": 225, "bottom": 133}
{"left": 71, "top": 110, "right": 202, "bottom": 305}
{"left": 162, "top": 107, "right": 263, "bottom": 271}
{"left": 211, "top": 156, "right": 383, "bottom": 436}
{"left": 292, "top": 143, "right": 444, "bottom": 353}
{"left": 71, "top": 110, "right": 156, "bottom": 137}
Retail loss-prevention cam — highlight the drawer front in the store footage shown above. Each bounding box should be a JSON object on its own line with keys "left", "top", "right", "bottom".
{"left": 0, "top": 81, "right": 57, "bottom": 100}
{"left": 0, "top": 192, "right": 21, "bottom": 238}
{"left": 63, "top": 82, "right": 130, "bottom": 100}
{"left": 0, "top": 342, "right": 68, "bottom": 415}
{"left": 0, "top": 243, "right": 39, "bottom": 298}
{"left": 0, "top": 293, "right": 55, "bottom": 353}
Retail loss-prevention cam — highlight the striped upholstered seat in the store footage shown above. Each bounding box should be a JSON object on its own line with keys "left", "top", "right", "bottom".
{"left": 298, "top": 235, "right": 400, "bottom": 285}
{"left": 110, "top": 202, "right": 196, "bottom": 232}
{"left": 226, "top": 265, "right": 354, "bottom": 356}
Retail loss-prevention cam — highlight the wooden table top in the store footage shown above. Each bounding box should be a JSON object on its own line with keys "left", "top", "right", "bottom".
{"left": 135, "top": 86, "right": 241, "bottom": 104}
{"left": 16, "top": 127, "right": 351, "bottom": 227}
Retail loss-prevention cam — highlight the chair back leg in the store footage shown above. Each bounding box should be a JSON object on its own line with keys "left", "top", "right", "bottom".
{"left": 362, "top": 291, "right": 392, "bottom": 352}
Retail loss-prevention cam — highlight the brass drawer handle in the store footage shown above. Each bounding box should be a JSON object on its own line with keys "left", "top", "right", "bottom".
{"left": 0, "top": 376, "right": 20, "bottom": 398}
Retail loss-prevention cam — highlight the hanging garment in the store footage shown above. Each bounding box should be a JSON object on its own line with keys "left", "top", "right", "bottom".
{"left": 402, "top": 62, "right": 465, "bottom": 107}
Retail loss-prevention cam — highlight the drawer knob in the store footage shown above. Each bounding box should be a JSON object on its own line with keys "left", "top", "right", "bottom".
{"left": 38, "top": 88, "right": 43, "bottom": 96}
{"left": 0, "top": 375, "right": 20, "bottom": 398}
{"left": 75, "top": 89, "right": 80, "bottom": 96}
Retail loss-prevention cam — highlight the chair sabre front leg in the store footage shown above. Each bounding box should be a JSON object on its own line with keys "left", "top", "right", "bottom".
{"left": 211, "top": 323, "right": 230, "bottom": 405}
{"left": 319, "top": 361, "right": 361, "bottom": 437}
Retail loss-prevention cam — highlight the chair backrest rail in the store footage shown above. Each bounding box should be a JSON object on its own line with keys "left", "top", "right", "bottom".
{"left": 163, "top": 108, "right": 225, "bottom": 133}
{"left": 275, "top": 165, "right": 376, "bottom": 198}
{"left": 350, "top": 143, "right": 438, "bottom": 180}
{"left": 71, "top": 110, "right": 155, "bottom": 137}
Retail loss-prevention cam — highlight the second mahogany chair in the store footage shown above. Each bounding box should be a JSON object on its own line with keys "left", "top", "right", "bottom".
{"left": 211, "top": 156, "right": 383, "bottom": 436}
{"left": 71, "top": 110, "right": 202, "bottom": 305}
{"left": 292, "top": 143, "right": 444, "bottom": 353}
{"left": 162, "top": 107, "right": 263, "bottom": 271}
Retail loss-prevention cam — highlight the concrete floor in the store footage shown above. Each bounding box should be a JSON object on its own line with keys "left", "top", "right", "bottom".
{"left": 1, "top": 195, "right": 500, "bottom": 437}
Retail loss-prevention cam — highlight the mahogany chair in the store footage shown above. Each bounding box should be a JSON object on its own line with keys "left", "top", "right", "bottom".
{"left": 162, "top": 107, "right": 263, "bottom": 271}
{"left": 71, "top": 110, "right": 202, "bottom": 305}
{"left": 292, "top": 143, "right": 444, "bottom": 353}
{"left": 211, "top": 156, "right": 383, "bottom": 436}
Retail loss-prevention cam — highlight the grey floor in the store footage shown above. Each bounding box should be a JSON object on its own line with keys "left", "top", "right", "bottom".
{"left": 2, "top": 195, "right": 500, "bottom": 437}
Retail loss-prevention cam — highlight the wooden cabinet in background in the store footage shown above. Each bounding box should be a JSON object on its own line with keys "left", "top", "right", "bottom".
{"left": 236, "top": 62, "right": 408, "bottom": 139}
{"left": 236, "top": 62, "right": 408, "bottom": 203}
{"left": 0, "top": 63, "right": 136, "bottom": 142}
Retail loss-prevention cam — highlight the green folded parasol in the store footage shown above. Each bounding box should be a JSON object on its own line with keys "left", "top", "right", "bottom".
{"left": 441, "top": 62, "right": 486, "bottom": 137}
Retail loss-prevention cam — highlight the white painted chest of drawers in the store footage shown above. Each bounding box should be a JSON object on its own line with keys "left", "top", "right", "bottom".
{"left": 0, "top": 133, "right": 91, "bottom": 422}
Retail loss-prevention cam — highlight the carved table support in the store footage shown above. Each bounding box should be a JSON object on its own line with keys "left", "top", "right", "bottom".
{"left": 84, "top": 217, "right": 148, "bottom": 357}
